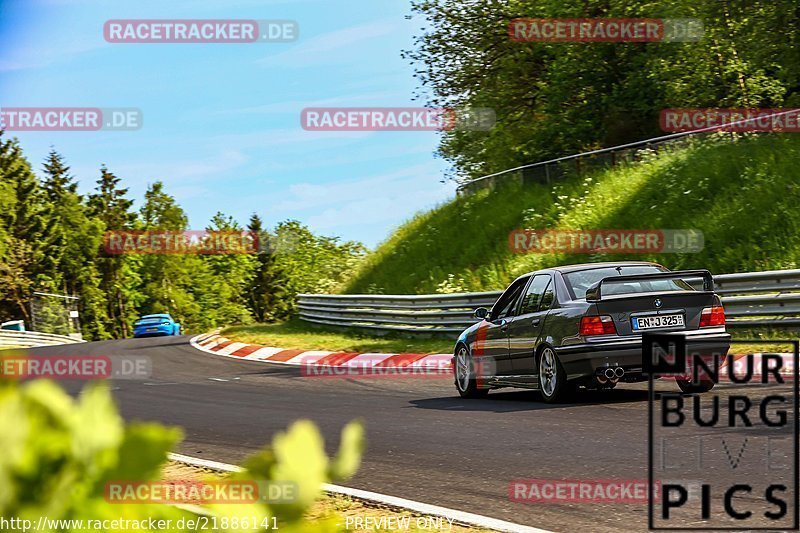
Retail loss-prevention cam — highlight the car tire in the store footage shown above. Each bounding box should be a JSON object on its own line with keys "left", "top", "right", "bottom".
{"left": 454, "top": 345, "right": 489, "bottom": 399}
{"left": 676, "top": 379, "right": 715, "bottom": 394}
{"left": 538, "top": 346, "right": 574, "bottom": 403}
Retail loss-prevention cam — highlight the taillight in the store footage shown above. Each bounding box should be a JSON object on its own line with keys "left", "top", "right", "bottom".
{"left": 580, "top": 315, "right": 617, "bottom": 336}
{"left": 700, "top": 306, "right": 725, "bottom": 327}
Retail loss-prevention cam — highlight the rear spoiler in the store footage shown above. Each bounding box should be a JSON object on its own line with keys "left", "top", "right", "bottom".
{"left": 585, "top": 269, "right": 714, "bottom": 302}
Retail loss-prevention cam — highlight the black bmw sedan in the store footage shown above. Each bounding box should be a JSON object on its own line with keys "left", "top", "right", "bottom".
{"left": 453, "top": 262, "right": 730, "bottom": 402}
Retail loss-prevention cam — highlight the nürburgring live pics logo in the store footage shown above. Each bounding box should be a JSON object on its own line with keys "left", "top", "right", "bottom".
{"left": 645, "top": 333, "right": 799, "bottom": 530}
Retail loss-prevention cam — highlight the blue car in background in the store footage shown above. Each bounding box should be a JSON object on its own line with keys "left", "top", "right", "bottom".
{"left": 133, "top": 314, "right": 181, "bottom": 338}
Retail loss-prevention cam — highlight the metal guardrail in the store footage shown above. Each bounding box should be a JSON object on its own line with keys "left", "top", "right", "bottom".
{"left": 0, "top": 329, "right": 86, "bottom": 348}
{"left": 298, "top": 269, "right": 800, "bottom": 334}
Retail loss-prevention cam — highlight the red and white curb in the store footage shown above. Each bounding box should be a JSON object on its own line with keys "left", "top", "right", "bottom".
{"left": 191, "top": 332, "right": 796, "bottom": 380}
{"left": 169, "top": 452, "right": 551, "bottom": 533}
{"left": 190, "top": 332, "right": 453, "bottom": 372}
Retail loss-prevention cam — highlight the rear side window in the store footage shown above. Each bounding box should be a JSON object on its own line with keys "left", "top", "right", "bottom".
{"left": 518, "top": 275, "right": 551, "bottom": 315}
{"left": 539, "top": 282, "right": 555, "bottom": 310}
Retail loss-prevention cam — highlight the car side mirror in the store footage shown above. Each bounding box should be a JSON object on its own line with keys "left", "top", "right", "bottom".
{"left": 474, "top": 307, "right": 488, "bottom": 320}
{"left": 585, "top": 285, "right": 601, "bottom": 302}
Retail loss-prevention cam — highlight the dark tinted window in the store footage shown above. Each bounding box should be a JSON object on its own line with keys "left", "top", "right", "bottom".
{"left": 518, "top": 275, "right": 551, "bottom": 315}
{"left": 564, "top": 266, "right": 694, "bottom": 300}
{"left": 492, "top": 277, "right": 529, "bottom": 319}
{"left": 539, "top": 281, "right": 555, "bottom": 310}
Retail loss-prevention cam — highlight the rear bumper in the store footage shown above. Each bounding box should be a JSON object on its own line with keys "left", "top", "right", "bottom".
{"left": 133, "top": 325, "right": 173, "bottom": 337}
{"left": 554, "top": 329, "right": 730, "bottom": 381}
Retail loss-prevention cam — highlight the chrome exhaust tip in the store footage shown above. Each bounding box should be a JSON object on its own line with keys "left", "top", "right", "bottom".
{"left": 604, "top": 368, "right": 617, "bottom": 380}
{"left": 614, "top": 367, "right": 625, "bottom": 379}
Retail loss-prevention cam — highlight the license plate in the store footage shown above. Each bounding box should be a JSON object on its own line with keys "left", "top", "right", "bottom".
{"left": 147, "top": 327, "right": 158, "bottom": 331}
{"left": 631, "top": 313, "right": 684, "bottom": 331}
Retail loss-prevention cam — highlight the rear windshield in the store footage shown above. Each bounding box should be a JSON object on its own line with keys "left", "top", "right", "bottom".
{"left": 564, "top": 266, "right": 695, "bottom": 300}
{"left": 135, "top": 316, "right": 169, "bottom": 325}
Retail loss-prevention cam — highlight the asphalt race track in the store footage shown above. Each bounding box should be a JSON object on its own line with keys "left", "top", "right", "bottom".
{"left": 24, "top": 336, "right": 797, "bottom": 533}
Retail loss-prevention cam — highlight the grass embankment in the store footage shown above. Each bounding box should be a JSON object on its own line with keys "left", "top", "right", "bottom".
{"left": 221, "top": 319, "right": 453, "bottom": 354}
{"left": 344, "top": 134, "right": 800, "bottom": 295}
{"left": 226, "top": 135, "right": 800, "bottom": 354}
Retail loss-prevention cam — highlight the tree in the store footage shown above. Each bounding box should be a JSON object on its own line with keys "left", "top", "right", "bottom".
{"left": 404, "top": 0, "right": 800, "bottom": 181}
{"left": 137, "top": 181, "right": 198, "bottom": 329}
{"left": 188, "top": 212, "right": 255, "bottom": 329}
{"left": 0, "top": 133, "right": 46, "bottom": 321}
{"left": 0, "top": 136, "right": 370, "bottom": 335}
{"left": 40, "top": 150, "right": 109, "bottom": 340}
{"left": 246, "top": 213, "right": 290, "bottom": 322}
{"left": 39, "top": 150, "right": 74, "bottom": 282}
{"left": 0, "top": 237, "right": 33, "bottom": 322}
{"left": 88, "top": 166, "right": 140, "bottom": 338}
{"left": 274, "top": 220, "right": 366, "bottom": 301}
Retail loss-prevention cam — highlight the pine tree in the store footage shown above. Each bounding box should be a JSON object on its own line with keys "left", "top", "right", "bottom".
{"left": 0, "top": 136, "right": 45, "bottom": 244}
{"left": 0, "top": 134, "right": 46, "bottom": 321}
{"left": 88, "top": 166, "right": 139, "bottom": 337}
{"left": 39, "top": 150, "right": 73, "bottom": 281}
{"left": 42, "top": 149, "right": 78, "bottom": 198}
{"left": 40, "top": 150, "right": 109, "bottom": 339}
{"left": 246, "top": 213, "right": 290, "bottom": 322}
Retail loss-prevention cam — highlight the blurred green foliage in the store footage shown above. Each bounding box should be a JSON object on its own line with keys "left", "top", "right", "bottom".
{"left": 0, "top": 379, "right": 364, "bottom": 531}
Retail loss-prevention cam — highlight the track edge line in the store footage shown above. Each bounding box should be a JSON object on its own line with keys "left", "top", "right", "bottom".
{"left": 167, "top": 452, "right": 552, "bottom": 533}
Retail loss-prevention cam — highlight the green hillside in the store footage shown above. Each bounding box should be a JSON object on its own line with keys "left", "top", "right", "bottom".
{"left": 344, "top": 134, "right": 800, "bottom": 295}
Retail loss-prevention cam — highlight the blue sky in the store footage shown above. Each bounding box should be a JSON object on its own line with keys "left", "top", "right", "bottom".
{"left": 0, "top": 0, "right": 455, "bottom": 248}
